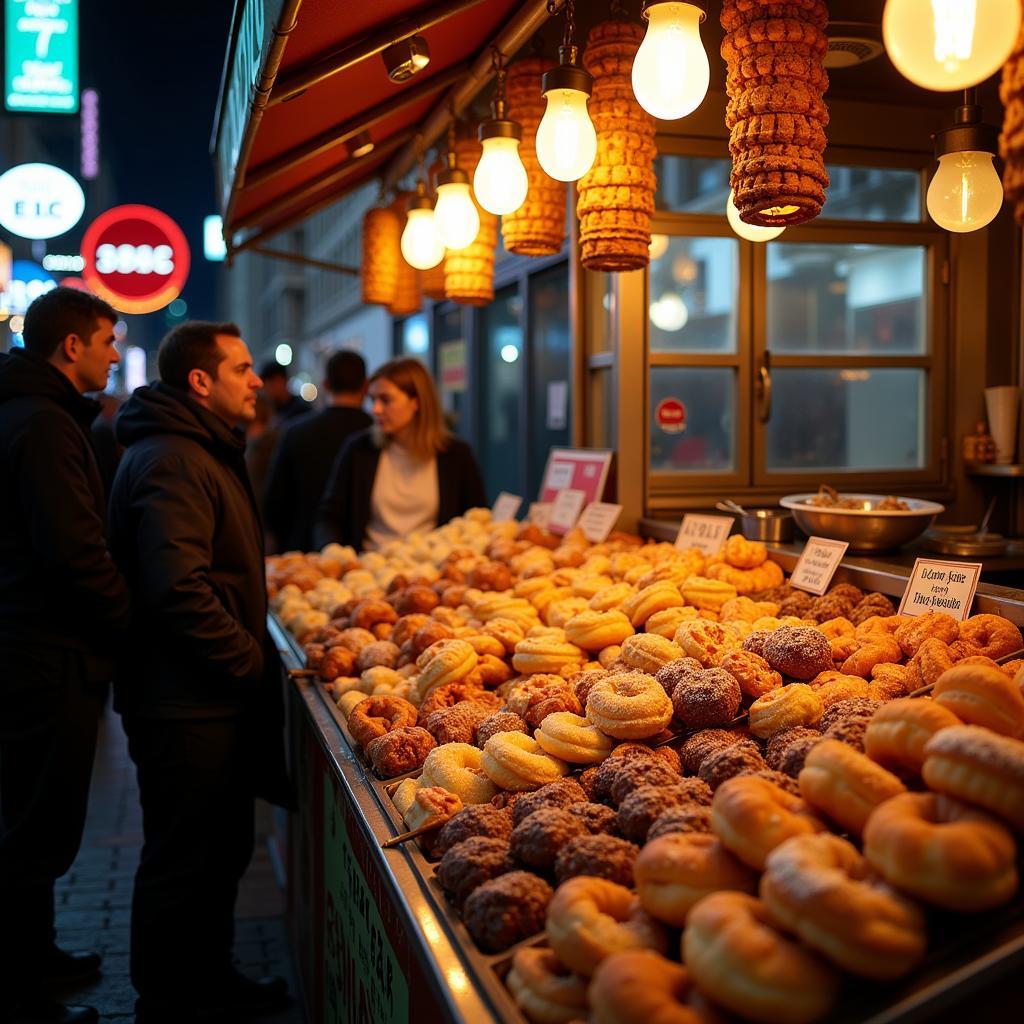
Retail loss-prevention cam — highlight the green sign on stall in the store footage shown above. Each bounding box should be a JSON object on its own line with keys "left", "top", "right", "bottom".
{"left": 5, "top": 0, "right": 79, "bottom": 114}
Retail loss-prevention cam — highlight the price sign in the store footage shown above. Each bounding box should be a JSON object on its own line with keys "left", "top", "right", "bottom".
{"left": 492, "top": 492, "right": 522, "bottom": 523}
{"left": 549, "top": 489, "right": 587, "bottom": 536}
{"left": 675, "top": 514, "right": 733, "bottom": 557}
{"left": 898, "top": 558, "right": 983, "bottom": 620}
{"left": 790, "top": 537, "right": 850, "bottom": 595}
{"left": 577, "top": 502, "right": 623, "bottom": 543}
{"left": 528, "top": 502, "right": 553, "bottom": 529}
{"left": 539, "top": 448, "right": 613, "bottom": 504}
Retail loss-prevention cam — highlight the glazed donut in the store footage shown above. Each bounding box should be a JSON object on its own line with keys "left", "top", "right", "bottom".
{"left": 634, "top": 832, "right": 757, "bottom": 927}
{"left": 922, "top": 724, "right": 1024, "bottom": 831}
{"left": 420, "top": 742, "right": 498, "bottom": 805}
{"left": 932, "top": 663, "right": 1024, "bottom": 737}
{"left": 711, "top": 775, "right": 826, "bottom": 870}
{"left": 621, "top": 580, "right": 685, "bottom": 628}
{"left": 763, "top": 626, "right": 833, "bottom": 680}
{"left": 761, "top": 833, "right": 927, "bottom": 979}
{"left": 864, "top": 791, "right": 1018, "bottom": 911}
{"left": 365, "top": 726, "right": 436, "bottom": 777}
{"left": 748, "top": 683, "right": 823, "bottom": 738}
{"left": 507, "top": 947, "right": 588, "bottom": 1024}
{"left": 403, "top": 785, "right": 462, "bottom": 832}
{"left": 895, "top": 611, "right": 960, "bottom": 658}
{"left": 719, "top": 649, "right": 782, "bottom": 698}
{"left": 534, "top": 711, "right": 616, "bottom": 764}
{"left": 545, "top": 876, "right": 669, "bottom": 976}
{"left": 683, "top": 891, "right": 839, "bottom": 1024}
{"left": 957, "top": 613, "right": 1022, "bottom": 660}
{"left": 862, "top": 697, "right": 960, "bottom": 775}
{"left": 673, "top": 620, "right": 739, "bottom": 668}
{"left": 482, "top": 732, "right": 569, "bottom": 791}
{"left": 588, "top": 951, "right": 704, "bottom": 1024}
{"left": 840, "top": 635, "right": 902, "bottom": 679}
{"left": 799, "top": 739, "right": 905, "bottom": 835}
{"left": 586, "top": 672, "right": 674, "bottom": 739}
{"left": 564, "top": 609, "right": 635, "bottom": 652}
{"left": 645, "top": 606, "right": 700, "bottom": 640}
{"left": 415, "top": 638, "right": 479, "bottom": 701}
{"left": 347, "top": 695, "right": 418, "bottom": 748}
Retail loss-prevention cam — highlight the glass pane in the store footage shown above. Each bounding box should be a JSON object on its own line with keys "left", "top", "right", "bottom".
{"left": 767, "top": 243, "right": 927, "bottom": 355}
{"left": 650, "top": 367, "right": 735, "bottom": 473}
{"left": 766, "top": 368, "right": 926, "bottom": 472}
{"left": 588, "top": 368, "right": 613, "bottom": 450}
{"left": 434, "top": 305, "right": 472, "bottom": 441}
{"left": 650, "top": 236, "right": 739, "bottom": 354}
{"left": 398, "top": 313, "right": 430, "bottom": 360}
{"left": 822, "top": 164, "right": 921, "bottom": 222}
{"left": 480, "top": 286, "right": 524, "bottom": 501}
{"left": 654, "top": 155, "right": 731, "bottom": 213}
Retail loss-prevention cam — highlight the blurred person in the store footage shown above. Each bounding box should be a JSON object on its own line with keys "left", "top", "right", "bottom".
{"left": 90, "top": 392, "right": 123, "bottom": 495}
{"left": 263, "top": 349, "right": 370, "bottom": 553}
{"left": 314, "top": 357, "right": 486, "bottom": 550}
{"left": 108, "top": 322, "right": 290, "bottom": 1023}
{"left": 0, "top": 287, "right": 131, "bottom": 1024}
{"left": 243, "top": 392, "right": 277, "bottom": 510}
{"left": 257, "top": 359, "right": 309, "bottom": 421}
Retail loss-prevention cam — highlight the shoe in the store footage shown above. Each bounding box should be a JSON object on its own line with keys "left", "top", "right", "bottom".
{"left": 7, "top": 1001, "right": 99, "bottom": 1024}
{"left": 41, "top": 946, "right": 102, "bottom": 986}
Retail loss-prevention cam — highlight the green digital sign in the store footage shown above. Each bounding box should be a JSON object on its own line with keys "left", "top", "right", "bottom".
{"left": 5, "top": 0, "right": 79, "bottom": 114}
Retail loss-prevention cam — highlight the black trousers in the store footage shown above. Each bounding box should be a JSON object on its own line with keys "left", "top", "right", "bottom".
{"left": 0, "top": 645, "right": 103, "bottom": 1003}
{"left": 123, "top": 715, "right": 255, "bottom": 1006}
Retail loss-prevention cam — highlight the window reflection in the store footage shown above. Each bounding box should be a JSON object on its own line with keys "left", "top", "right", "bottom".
{"left": 650, "top": 367, "right": 735, "bottom": 472}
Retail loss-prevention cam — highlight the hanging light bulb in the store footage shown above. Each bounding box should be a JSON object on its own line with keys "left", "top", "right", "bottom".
{"left": 434, "top": 120, "right": 480, "bottom": 250}
{"left": 883, "top": 0, "right": 1021, "bottom": 91}
{"left": 401, "top": 181, "right": 445, "bottom": 270}
{"left": 727, "top": 191, "right": 785, "bottom": 242}
{"left": 535, "top": 0, "right": 597, "bottom": 182}
{"left": 632, "top": 1, "right": 710, "bottom": 120}
{"left": 474, "top": 49, "right": 529, "bottom": 215}
{"left": 926, "top": 93, "right": 1003, "bottom": 232}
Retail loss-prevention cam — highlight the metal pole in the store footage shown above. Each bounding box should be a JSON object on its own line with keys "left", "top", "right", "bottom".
{"left": 246, "top": 245, "right": 359, "bottom": 275}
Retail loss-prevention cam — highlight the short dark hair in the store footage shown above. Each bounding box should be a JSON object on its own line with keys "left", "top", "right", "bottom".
{"left": 157, "top": 321, "right": 241, "bottom": 392}
{"left": 23, "top": 287, "right": 117, "bottom": 359}
{"left": 259, "top": 359, "right": 288, "bottom": 381}
{"left": 325, "top": 349, "right": 366, "bottom": 394}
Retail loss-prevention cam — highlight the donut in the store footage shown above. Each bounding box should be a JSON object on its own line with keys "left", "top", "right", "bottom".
{"left": 932, "top": 663, "right": 1024, "bottom": 737}
{"left": 545, "top": 876, "right": 669, "bottom": 976}
{"left": 365, "top": 725, "right": 435, "bottom": 777}
{"left": 712, "top": 775, "right": 826, "bottom": 870}
{"left": 850, "top": 593, "right": 896, "bottom": 624}
{"left": 719, "top": 649, "right": 782, "bottom": 698}
{"left": 507, "top": 947, "right": 588, "bottom": 1024}
{"left": 476, "top": 710, "right": 528, "bottom": 748}
{"left": 654, "top": 657, "right": 705, "bottom": 696}
{"left": 510, "top": 807, "right": 588, "bottom": 871}
{"left": 862, "top": 697, "right": 960, "bottom": 775}
{"left": 568, "top": 802, "right": 619, "bottom": 836}
{"left": 463, "top": 871, "right": 552, "bottom": 952}
{"left": 761, "top": 832, "right": 927, "bottom": 979}
{"left": 621, "top": 580, "right": 685, "bottom": 628}
{"left": 419, "top": 742, "right": 497, "bottom": 805}
{"left": 564, "top": 609, "right": 635, "bottom": 652}
{"left": 534, "top": 711, "right": 615, "bottom": 764}
{"left": 336, "top": 690, "right": 368, "bottom": 718}
{"left": 766, "top": 726, "right": 821, "bottom": 769}
{"left": 683, "top": 891, "right": 839, "bottom": 1024}
{"left": 588, "top": 950, "right": 705, "bottom": 1024}
{"left": 433, "top": 803, "right": 512, "bottom": 856}
{"left": 620, "top": 633, "right": 686, "bottom": 676}
{"left": 635, "top": 832, "right": 757, "bottom": 927}
{"left": 895, "top": 611, "right": 960, "bottom": 658}
{"left": 415, "top": 638, "right": 478, "bottom": 700}
{"left": 840, "top": 635, "right": 902, "bottom": 679}
{"left": 922, "top": 725, "right": 1024, "bottom": 831}
{"left": 698, "top": 741, "right": 766, "bottom": 790}
{"left": 554, "top": 834, "right": 639, "bottom": 887}
{"left": 347, "top": 695, "right": 418, "bottom": 748}
{"left": 586, "top": 672, "right": 674, "bottom": 739}
{"left": 482, "top": 732, "right": 569, "bottom": 791}
{"left": 510, "top": 778, "right": 589, "bottom": 825}
{"left": 349, "top": 598, "right": 398, "bottom": 630}
{"left": 608, "top": 760, "right": 684, "bottom": 808}
{"left": 749, "top": 683, "right": 823, "bottom": 738}
{"left": 673, "top": 620, "right": 739, "bottom": 668}
{"left": 424, "top": 702, "right": 494, "bottom": 746}
{"left": 403, "top": 786, "right": 462, "bottom": 832}
{"left": 506, "top": 675, "right": 584, "bottom": 729}
{"left": 418, "top": 680, "right": 497, "bottom": 718}
{"left": 671, "top": 668, "right": 742, "bottom": 728}
{"left": 864, "top": 790, "right": 1018, "bottom": 914}
{"left": 437, "top": 836, "right": 514, "bottom": 909}
{"left": 646, "top": 803, "right": 713, "bottom": 840}
{"left": 354, "top": 640, "right": 400, "bottom": 673}
{"left": 957, "top": 613, "right": 1022, "bottom": 660}
{"left": 318, "top": 644, "right": 356, "bottom": 680}
{"left": 645, "top": 607, "right": 701, "bottom": 640}
{"left": 680, "top": 728, "right": 746, "bottom": 773}
{"left": 763, "top": 626, "right": 833, "bottom": 680}
{"left": 799, "top": 739, "right": 905, "bottom": 835}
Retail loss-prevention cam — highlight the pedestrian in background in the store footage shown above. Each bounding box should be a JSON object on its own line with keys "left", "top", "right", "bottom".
{"left": 263, "top": 348, "right": 370, "bottom": 553}
{"left": 108, "top": 322, "right": 290, "bottom": 1023}
{"left": 258, "top": 359, "right": 309, "bottom": 422}
{"left": 0, "top": 287, "right": 131, "bottom": 1024}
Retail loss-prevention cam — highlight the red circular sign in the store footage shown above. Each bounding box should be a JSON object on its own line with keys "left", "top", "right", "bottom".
{"left": 81, "top": 204, "right": 190, "bottom": 314}
{"left": 656, "top": 398, "right": 687, "bottom": 434}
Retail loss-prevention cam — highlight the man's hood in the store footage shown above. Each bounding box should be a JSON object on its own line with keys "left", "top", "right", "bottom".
{"left": 115, "top": 382, "right": 245, "bottom": 456}
{"left": 0, "top": 349, "right": 100, "bottom": 427}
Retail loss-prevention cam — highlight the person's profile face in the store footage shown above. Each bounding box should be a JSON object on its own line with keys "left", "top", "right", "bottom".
{"left": 204, "top": 335, "right": 262, "bottom": 425}
{"left": 369, "top": 377, "right": 418, "bottom": 437}
{"left": 76, "top": 317, "right": 119, "bottom": 392}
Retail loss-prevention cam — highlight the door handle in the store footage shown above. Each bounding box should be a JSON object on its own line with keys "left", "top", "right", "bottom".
{"left": 756, "top": 352, "right": 772, "bottom": 424}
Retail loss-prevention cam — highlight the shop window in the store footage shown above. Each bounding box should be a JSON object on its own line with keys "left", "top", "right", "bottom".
{"left": 397, "top": 313, "right": 431, "bottom": 361}
{"left": 650, "top": 366, "right": 736, "bottom": 473}
{"left": 654, "top": 155, "right": 730, "bottom": 214}
{"left": 480, "top": 287, "right": 524, "bottom": 500}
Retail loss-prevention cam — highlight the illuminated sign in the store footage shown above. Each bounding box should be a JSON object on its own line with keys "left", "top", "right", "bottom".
{"left": 125, "top": 346, "right": 147, "bottom": 391}
{"left": 203, "top": 215, "right": 226, "bottom": 261}
{"left": 0, "top": 163, "right": 85, "bottom": 239}
{"left": 5, "top": 0, "right": 79, "bottom": 113}
{"left": 1, "top": 259, "right": 57, "bottom": 315}
{"left": 80, "top": 87, "right": 99, "bottom": 178}
{"left": 81, "top": 205, "right": 190, "bottom": 314}
{"left": 42, "top": 253, "right": 85, "bottom": 271}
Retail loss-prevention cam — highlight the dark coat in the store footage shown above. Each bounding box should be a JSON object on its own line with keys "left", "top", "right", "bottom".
{"left": 109, "top": 383, "right": 272, "bottom": 718}
{"left": 262, "top": 404, "right": 372, "bottom": 553}
{"left": 0, "top": 350, "right": 130, "bottom": 664}
{"left": 313, "top": 428, "right": 487, "bottom": 550}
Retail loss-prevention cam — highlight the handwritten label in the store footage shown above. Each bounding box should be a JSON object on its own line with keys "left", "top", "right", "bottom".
{"left": 577, "top": 502, "right": 623, "bottom": 543}
{"left": 545, "top": 462, "right": 574, "bottom": 491}
{"left": 675, "top": 514, "right": 733, "bottom": 557}
{"left": 790, "top": 537, "right": 850, "bottom": 595}
{"left": 549, "top": 488, "right": 587, "bottom": 535}
{"left": 898, "top": 558, "right": 982, "bottom": 620}
{"left": 491, "top": 492, "right": 522, "bottom": 523}
{"left": 528, "top": 502, "right": 553, "bottom": 529}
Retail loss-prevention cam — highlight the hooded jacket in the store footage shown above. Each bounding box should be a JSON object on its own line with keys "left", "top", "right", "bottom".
{"left": 0, "top": 349, "right": 130, "bottom": 661}
{"left": 109, "top": 383, "right": 270, "bottom": 718}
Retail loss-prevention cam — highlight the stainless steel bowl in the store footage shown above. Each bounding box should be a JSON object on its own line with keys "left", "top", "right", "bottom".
{"left": 715, "top": 503, "right": 795, "bottom": 542}
{"left": 779, "top": 493, "right": 945, "bottom": 552}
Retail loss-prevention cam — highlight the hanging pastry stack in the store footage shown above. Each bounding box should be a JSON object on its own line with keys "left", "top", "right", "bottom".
{"left": 577, "top": 17, "right": 657, "bottom": 272}
{"left": 388, "top": 191, "right": 423, "bottom": 316}
{"left": 721, "top": 0, "right": 830, "bottom": 227}
{"left": 444, "top": 136, "right": 498, "bottom": 306}
{"left": 360, "top": 205, "right": 402, "bottom": 306}
{"left": 999, "top": 24, "right": 1024, "bottom": 221}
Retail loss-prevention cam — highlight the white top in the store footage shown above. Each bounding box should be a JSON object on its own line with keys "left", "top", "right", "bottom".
{"left": 365, "top": 444, "right": 439, "bottom": 550}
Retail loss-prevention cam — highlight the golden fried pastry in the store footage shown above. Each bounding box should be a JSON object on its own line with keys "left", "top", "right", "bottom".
{"left": 512, "top": 635, "right": 587, "bottom": 676}
{"left": 482, "top": 732, "right": 569, "bottom": 791}
{"left": 895, "top": 611, "right": 960, "bottom": 658}
{"left": 507, "top": 947, "right": 588, "bottom": 1024}
{"left": 366, "top": 726, "right": 436, "bottom": 777}
{"left": 587, "top": 951, "right": 705, "bottom": 1024}
{"left": 586, "top": 672, "right": 674, "bottom": 739}
{"left": 347, "top": 695, "right": 418, "bottom": 748}
{"left": 535, "top": 712, "right": 616, "bottom": 765}
{"left": 720, "top": 596, "right": 780, "bottom": 623}
{"left": 681, "top": 575, "right": 737, "bottom": 612}
{"left": 349, "top": 598, "right": 399, "bottom": 631}
{"left": 620, "top": 633, "right": 685, "bottom": 675}
{"left": 589, "top": 582, "right": 638, "bottom": 613}
{"left": 706, "top": 558, "right": 785, "bottom": 595}
{"left": 812, "top": 673, "right": 872, "bottom": 708}
{"left": 841, "top": 635, "right": 902, "bottom": 679}
{"left": 723, "top": 534, "right": 768, "bottom": 569}
{"left": 674, "top": 619, "right": 739, "bottom": 668}
{"left": 719, "top": 649, "right": 782, "bottom": 698}
{"left": 902, "top": 637, "right": 955, "bottom": 691}
{"left": 621, "top": 580, "right": 685, "bottom": 628}
{"left": 958, "top": 613, "right": 1022, "bottom": 660}
{"left": 420, "top": 742, "right": 498, "bottom": 804}
{"left": 763, "top": 626, "right": 833, "bottom": 680}
{"left": 415, "top": 638, "right": 479, "bottom": 702}
{"left": 863, "top": 697, "right": 960, "bottom": 776}
{"left": 933, "top": 663, "right": 1024, "bottom": 737}
{"left": 546, "top": 597, "right": 592, "bottom": 630}
{"left": 748, "top": 683, "right": 823, "bottom": 738}
{"left": 564, "top": 609, "right": 635, "bottom": 652}
{"left": 644, "top": 606, "right": 700, "bottom": 639}
{"left": 403, "top": 785, "right": 462, "bottom": 832}
{"left": 337, "top": 690, "right": 368, "bottom": 718}
{"left": 598, "top": 645, "right": 623, "bottom": 669}
{"left": 480, "top": 617, "right": 526, "bottom": 654}
{"left": 870, "top": 662, "right": 911, "bottom": 699}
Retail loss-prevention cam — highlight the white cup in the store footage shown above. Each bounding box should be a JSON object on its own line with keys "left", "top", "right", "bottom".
{"left": 984, "top": 385, "right": 1020, "bottom": 464}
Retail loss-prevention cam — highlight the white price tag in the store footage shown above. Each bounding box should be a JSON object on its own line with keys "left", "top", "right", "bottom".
{"left": 898, "top": 558, "right": 983, "bottom": 620}
{"left": 675, "top": 514, "right": 733, "bottom": 557}
{"left": 549, "top": 489, "right": 587, "bottom": 535}
{"left": 790, "top": 536, "right": 850, "bottom": 595}
{"left": 528, "top": 502, "right": 553, "bottom": 529}
{"left": 577, "top": 502, "right": 623, "bottom": 543}
{"left": 492, "top": 492, "right": 523, "bottom": 523}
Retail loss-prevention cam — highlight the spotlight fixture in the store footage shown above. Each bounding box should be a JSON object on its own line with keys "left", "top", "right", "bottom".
{"left": 632, "top": 1, "right": 710, "bottom": 120}
{"left": 382, "top": 34, "right": 431, "bottom": 83}
{"left": 434, "top": 120, "right": 480, "bottom": 250}
{"left": 474, "top": 49, "right": 529, "bottom": 216}
{"left": 350, "top": 130, "right": 375, "bottom": 158}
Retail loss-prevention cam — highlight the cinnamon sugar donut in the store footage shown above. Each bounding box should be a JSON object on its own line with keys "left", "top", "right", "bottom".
{"left": 741, "top": 629, "right": 773, "bottom": 659}
{"left": 850, "top": 592, "right": 896, "bottom": 625}
{"left": 674, "top": 620, "right": 738, "bottom": 668}
{"left": 653, "top": 657, "right": 705, "bottom": 696}
{"left": 895, "top": 611, "right": 960, "bottom": 658}
{"left": 365, "top": 725, "right": 435, "bottom": 777}
{"left": 507, "top": 947, "right": 588, "bottom": 1024}
{"left": 863, "top": 697, "right": 960, "bottom": 775}
{"left": 510, "top": 807, "right": 588, "bottom": 871}
{"left": 671, "top": 668, "right": 742, "bottom": 728}
{"left": 933, "top": 663, "right": 1024, "bottom": 737}
{"left": 506, "top": 675, "right": 584, "bottom": 729}
{"left": 475, "top": 710, "right": 528, "bottom": 748}
{"left": 698, "top": 741, "right": 766, "bottom": 790}
{"left": 586, "top": 671, "right": 674, "bottom": 739}
{"left": 763, "top": 626, "right": 833, "bottom": 680}
{"left": 957, "top": 613, "right": 1022, "bottom": 660}
{"left": 437, "top": 836, "right": 514, "bottom": 909}
{"left": 554, "top": 834, "right": 639, "bottom": 887}
{"left": 568, "top": 802, "right": 618, "bottom": 836}
{"left": 418, "top": 681, "right": 498, "bottom": 718}
{"left": 434, "top": 803, "right": 513, "bottom": 856}
{"left": 608, "top": 760, "right": 683, "bottom": 808}
{"left": 510, "top": 778, "right": 589, "bottom": 826}
{"left": 766, "top": 726, "right": 821, "bottom": 770}
{"left": 463, "top": 871, "right": 552, "bottom": 952}
{"left": 749, "top": 683, "right": 823, "bottom": 737}
{"left": 681, "top": 728, "right": 750, "bottom": 774}
{"left": 646, "top": 803, "right": 713, "bottom": 841}
{"left": 423, "top": 702, "right": 494, "bottom": 746}
{"left": 347, "top": 695, "right": 418, "bottom": 748}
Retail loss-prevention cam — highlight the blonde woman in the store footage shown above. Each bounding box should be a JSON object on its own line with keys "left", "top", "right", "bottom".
{"left": 314, "top": 358, "right": 486, "bottom": 550}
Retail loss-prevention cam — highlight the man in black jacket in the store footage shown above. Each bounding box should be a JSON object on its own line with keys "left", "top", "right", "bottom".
{"left": 108, "top": 322, "right": 289, "bottom": 1023}
{"left": 262, "top": 349, "right": 370, "bottom": 552}
{"left": 0, "top": 287, "right": 131, "bottom": 1024}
